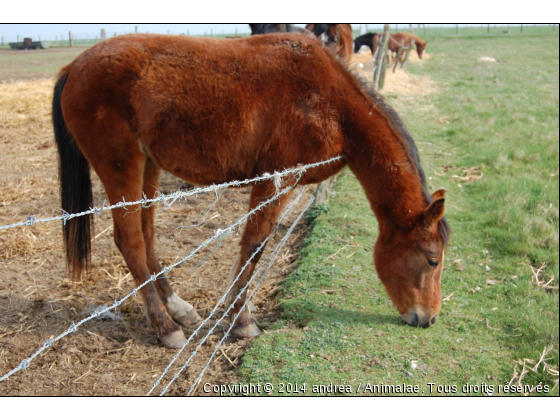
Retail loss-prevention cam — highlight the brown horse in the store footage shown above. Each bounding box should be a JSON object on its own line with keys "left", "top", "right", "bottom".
{"left": 373, "top": 32, "right": 428, "bottom": 60}
{"left": 306, "top": 24, "right": 353, "bottom": 62}
{"left": 52, "top": 33, "right": 449, "bottom": 349}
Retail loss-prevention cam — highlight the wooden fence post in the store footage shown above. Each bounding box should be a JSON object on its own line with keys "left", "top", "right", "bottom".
{"left": 393, "top": 41, "right": 404, "bottom": 73}
{"left": 520, "top": 24, "right": 523, "bottom": 33}
{"left": 487, "top": 24, "right": 490, "bottom": 34}
{"left": 409, "top": 24, "right": 414, "bottom": 33}
{"left": 100, "top": 29, "right": 106, "bottom": 40}
{"left": 135, "top": 26, "right": 138, "bottom": 33}
{"left": 400, "top": 40, "right": 414, "bottom": 68}
{"left": 378, "top": 32, "right": 390, "bottom": 90}
{"left": 456, "top": 24, "right": 458, "bottom": 34}
{"left": 373, "top": 24, "right": 390, "bottom": 89}
{"left": 314, "top": 175, "right": 339, "bottom": 205}
{"left": 69, "top": 31, "right": 72, "bottom": 47}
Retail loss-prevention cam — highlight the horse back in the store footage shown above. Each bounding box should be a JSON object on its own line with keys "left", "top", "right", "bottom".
{"left": 60, "top": 34, "right": 349, "bottom": 185}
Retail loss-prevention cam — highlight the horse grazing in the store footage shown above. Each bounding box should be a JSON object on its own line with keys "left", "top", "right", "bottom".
{"left": 52, "top": 33, "right": 449, "bottom": 349}
{"left": 373, "top": 32, "right": 428, "bottom": 60}
{"left": 354, "top": 32, "right": 377, "bottom": 53}
{"left": 305, "top": 24, "right": 353, "bottom": 62}
{"left": 249, "top": 24, "right": 308, "bottom": 35}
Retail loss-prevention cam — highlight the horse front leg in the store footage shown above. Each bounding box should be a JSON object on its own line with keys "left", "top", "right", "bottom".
{"left": 225, "top": 180, "right": 294, "bottom": 338}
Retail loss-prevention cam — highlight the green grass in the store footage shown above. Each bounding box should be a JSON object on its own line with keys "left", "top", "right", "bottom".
{"left": 0, "top": 49, "right": 84, "bottom": 81}
{"left": 238, "top": 33, "right": 559, "bottom": 395}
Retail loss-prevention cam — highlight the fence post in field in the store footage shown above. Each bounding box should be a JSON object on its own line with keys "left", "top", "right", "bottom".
{"left": 409, "top": 24, "right": 414, "bottom": 33}
{"left": 101, "top": 29, "right": 106, "bottom": 40}
{"left": 314, "top": 175, "right": 338, "bottom": 205}
{"left": 487, "top": 24, "right": 490, "bottom": 34}
{"left": 69, "top": 31, "right": 73, "bottom": 47}
{"left": 377, "top": 30, "right": 390, "bottom": 90}
{"left": 393, "top": 41, "right": 404, "bottom": 73}
{"left": 520, "top": 24, "right": 523, "bottom": 33}
{"left": 456, "top": 24, "right": 458, "bottom": 34}
{"left": 400, "top": 40, "right": 415, "bottom": 68}
{"left": 373, "top": 24, "right": 390, "bottom": 89}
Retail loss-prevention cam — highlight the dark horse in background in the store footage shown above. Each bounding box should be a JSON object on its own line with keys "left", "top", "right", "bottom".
{"left": 305, "top": 24, "right": 353, "bottom": 62}
{"left": 52, "top": 33, "right": 448, "bottom": 348}
{"left": 354, "top": 32, "right": 378, "bottom": 53}
{"left": 249, "top": 24, "right": 308, "bottom": 35}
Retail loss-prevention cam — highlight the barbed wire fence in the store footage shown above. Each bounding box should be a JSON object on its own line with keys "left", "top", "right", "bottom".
{"left": 0, "top": 156, "right": 343, "bottom": 394}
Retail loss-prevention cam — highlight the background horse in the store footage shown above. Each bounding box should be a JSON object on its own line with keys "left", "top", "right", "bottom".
{"left": 53, "top": 33, "right": 448, "bottom": 348}
{"left": 373, "top": 32, "right": 428, "bottom": 60}
{"left": 354, "top": 32, "right": 377, "bottom": 53}
{"left": 305, "top": 24, "right": 353, "bottom": 62}
{"left": 249, "top": 24, "right": 308, "bottom": 35}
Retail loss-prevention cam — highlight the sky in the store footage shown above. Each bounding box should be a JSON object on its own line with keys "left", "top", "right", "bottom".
{"left": 0, "top": 24, "right": 311, "bottom": 42}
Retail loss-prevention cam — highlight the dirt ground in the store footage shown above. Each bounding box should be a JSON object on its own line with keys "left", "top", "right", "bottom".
{"left": 0, "top": 46, "right": 432, "bottom": 396}
{"left": 0, "top": 57, "right": 313, "bottom": 396}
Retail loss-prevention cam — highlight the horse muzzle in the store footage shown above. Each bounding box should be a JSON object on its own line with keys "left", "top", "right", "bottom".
{"left": 401, "top": 306, "right": 438, "bottom": 328}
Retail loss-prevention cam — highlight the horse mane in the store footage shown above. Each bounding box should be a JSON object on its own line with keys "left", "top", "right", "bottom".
{"left": 351, "top": 75, "right": 449, "bottom": 244}
{"left": 407, "top": 33, "right": 427, "bottom": 47}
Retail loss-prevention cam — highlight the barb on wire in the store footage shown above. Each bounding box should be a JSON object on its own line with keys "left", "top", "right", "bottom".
{"left": 0, "top": 177, "right": 304, "bottom": 383}
{"left": 0, "top": 156, "right": 343, "bottom": 233}
{"left": 185, "top": 196, "right": 315, "bottom": 396}
{"left": 147, "top": 186, "right": 308, "bottom": 396}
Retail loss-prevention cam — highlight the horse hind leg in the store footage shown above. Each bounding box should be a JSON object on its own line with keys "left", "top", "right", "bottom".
{"left": 141, "top": 158, "right": 202, "bottom": 328}
{"left": 225, "top": 180, "right": 293, "bottom": 338}
{"left": 87, "top": 145, "right": 186, "bottom": 349}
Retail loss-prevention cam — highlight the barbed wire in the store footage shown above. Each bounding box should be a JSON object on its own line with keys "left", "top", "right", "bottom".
{"left": 0, "top": 173, "right": 307, "bottom": 383}
{"left": 147, "top": 186, "right": 308, "bottom": 396}
{"left": 173, "top": 195, "right": 314, "bottom": 396}
{"left": 0, "top": 156, "right": 343, "bottom": 232}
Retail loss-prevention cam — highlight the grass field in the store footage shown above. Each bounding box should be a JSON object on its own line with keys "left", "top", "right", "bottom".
{"left": 238, "top": 33, "right": 559, "bottom": 395}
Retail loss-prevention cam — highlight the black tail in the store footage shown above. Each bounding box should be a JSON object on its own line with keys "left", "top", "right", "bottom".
{"left": 52, "top": 73, "right": 93, "bottom": 280}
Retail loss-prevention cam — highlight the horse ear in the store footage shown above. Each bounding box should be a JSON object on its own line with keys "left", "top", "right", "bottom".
{"left": 423, "top": 197, "right": 445, "bottom": 228}
{"left": 431, "top": 189, "right": 445, "bottom": 201}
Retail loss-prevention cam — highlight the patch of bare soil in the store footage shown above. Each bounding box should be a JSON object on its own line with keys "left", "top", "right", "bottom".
{"left": 349, "top": 51, "right": 437, "bottom": 96}
{"left": 0, "top": 79, "right": 313, "bottom": 395}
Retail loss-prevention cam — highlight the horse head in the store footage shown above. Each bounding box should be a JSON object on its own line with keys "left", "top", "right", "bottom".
{"left": 374, "top": 189, "right": 447, "bottom": 328}
{"left": 416, "top": 42, "right": 427, "bottom": 58}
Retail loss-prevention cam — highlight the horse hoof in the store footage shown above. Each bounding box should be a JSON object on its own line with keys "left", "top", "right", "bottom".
{"left": 231, "top": 322, "right": 262, "bottom": 339}
{"left": 160, "top": 329, "right": 187, "bottom": 349}
{"left": 174, "top": 309, "right": 202, "bottom": 327}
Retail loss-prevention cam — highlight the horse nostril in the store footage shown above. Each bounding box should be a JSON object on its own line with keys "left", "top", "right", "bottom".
{"left": 410, "top": 311, "right": 419, "bottom": 327}
{"left": 429, "top": 315, "right": 437, "bottom": 326}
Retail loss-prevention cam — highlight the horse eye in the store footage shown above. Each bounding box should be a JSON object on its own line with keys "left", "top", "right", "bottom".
{"left": 427, "top": 259, "right": 439, "bottom": 268}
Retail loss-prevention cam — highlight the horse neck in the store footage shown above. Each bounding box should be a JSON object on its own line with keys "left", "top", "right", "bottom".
{"left": 343, "top": 93, "right": 429, "bottom": 230}
{"left": 409, "top": 33, "right": 425, "bottom": 47}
